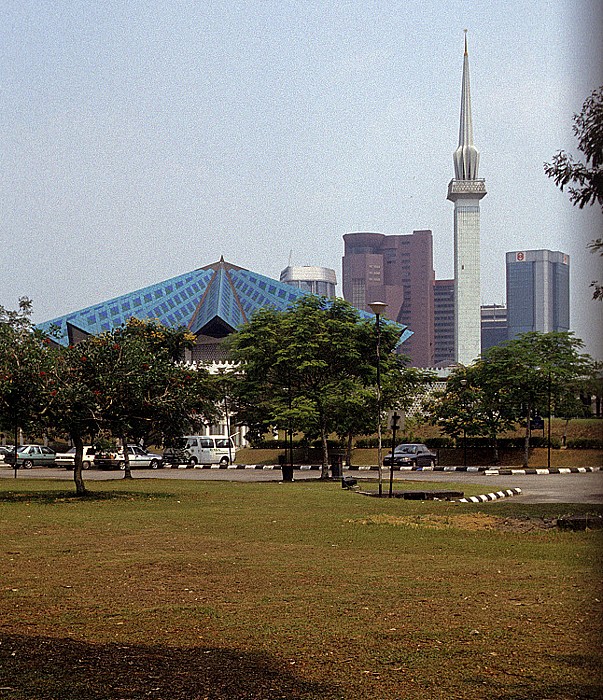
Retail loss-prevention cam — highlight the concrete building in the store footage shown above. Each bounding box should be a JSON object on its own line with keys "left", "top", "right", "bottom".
{"left": 342, "top": 230, "right": 435, "bottom": 367}
{"left": 434, "top": 279, "right": 455, "bottom": 366}
{"left": 279, "top": 265, "right": 337, "bottom": 298}
{"left": 506, "top": 249, "right": 570, "bottom": 339}
{"left": 447, "top": 32, "right": 486, "bottom": 366}
{"left": 481, "top": 304, "right": 508, "bottom": 352}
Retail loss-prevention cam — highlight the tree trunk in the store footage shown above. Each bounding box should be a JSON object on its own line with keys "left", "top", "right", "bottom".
{"left": 121, "top": 435, "right": 132, "bottom": 479}
{"left": 562, "top": 418, "right": 569, "bottom": 447}
{"left": 345, "top": 432, "right": 353, "bottom": 467}
{"left": 72, "top": 433, "right": 87, "bottom": 496}
{"left": 320, "top": 423, "right": 329, "bottom": 480}
{"left": 523, "top": 402, "right": 531, "bottom": 468}
{"left": 491, "top": 433, "right": 500, "bottom": 465}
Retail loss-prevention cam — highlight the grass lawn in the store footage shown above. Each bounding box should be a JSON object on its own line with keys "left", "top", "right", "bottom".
{"left": 0, "top": 478, "right": 601, "bottom": 700}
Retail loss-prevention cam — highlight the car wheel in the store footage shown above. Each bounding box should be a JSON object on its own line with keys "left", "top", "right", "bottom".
{"left": 219, "top": 457, "right": 229, "bottom": 466}
{"left": 82, "top": 461, "right": 90, "bottom": 470}
{"left": 150, "top": 459, "right": 159, "bottom": 469}
{"left": 119, "top": 463, "right": 126, "bottom": 470}
{"left": 188, "top": 457, "right": 198, "bottom": 468}
{"left": 22, "top": 460, "right": 33, "bottom": 469}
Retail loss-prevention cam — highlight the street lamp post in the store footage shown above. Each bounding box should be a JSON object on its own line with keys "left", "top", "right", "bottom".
{"left": 368, "top": 301, "right": 388, "bottom": 498}
{"left": 547, "top": 369, "right": 552, "bottom": 470}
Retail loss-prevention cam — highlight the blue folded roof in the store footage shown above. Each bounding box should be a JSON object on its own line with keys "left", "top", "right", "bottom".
{"left": 37, "top": 258, "right": 411, "bottom": 347}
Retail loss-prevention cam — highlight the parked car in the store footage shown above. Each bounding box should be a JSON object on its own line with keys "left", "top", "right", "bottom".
{"left": 55, "top": 446, "right": 97, "bottom": 470}
{"left": 383, "top": 443, "right": 437, "bottom": 467}
{"left": 0, "top": 446, "right": 15, "bottom": 462}
{"left": 95, "top": 445, "right": 162, "bottom": 470}
{"left": 162, "top": 435, "right": 236, "bottom": 467}
{"left": 4, "top": 444, "right": 57, "bottom": 469}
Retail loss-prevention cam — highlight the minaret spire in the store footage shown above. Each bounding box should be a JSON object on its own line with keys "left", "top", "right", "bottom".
{"left": 447, "top": 31, "right": 486, "bottom": 367}
{"left": 453, "top": 30, "right": 480, "bottom": 181}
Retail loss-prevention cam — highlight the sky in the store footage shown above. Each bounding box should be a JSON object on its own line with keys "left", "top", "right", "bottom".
{"left": 2, "top": 0, "right": 602, "bottom": 357}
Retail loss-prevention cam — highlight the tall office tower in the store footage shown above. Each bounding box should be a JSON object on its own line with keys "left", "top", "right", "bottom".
{"left": 506, "top": 250, "right": 570, "bottom": 339}
{"left": 434, "top": 279, "right": 455, "bottom": 366}
{"left": 280, "top": 265, "right": 337, "bottom": 298}
{"left": 342, "top": 230, "right": 435, "bottom": 367}
{"left": 481, "top": 304, "right": 508, "bottom": 352}
{"left": 447, "top": 32, "right": 486, "bottom": 366}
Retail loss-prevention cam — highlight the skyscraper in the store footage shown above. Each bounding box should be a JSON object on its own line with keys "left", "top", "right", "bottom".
{"left": 506, "top": 249, "right": 570, "bottom": 339}
{"left": 434, "top": 279, "right": 455, "bottom": 366}
{"left": 342, "top": 230, "right": 435, "bottom": 367}
{"left": 447, "top": 32, "right": 486, "bottom": 366}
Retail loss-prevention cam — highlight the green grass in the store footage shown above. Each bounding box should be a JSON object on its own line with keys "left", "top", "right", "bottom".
{"left": 0, "top": 478, "right": 602, "bottom": 699}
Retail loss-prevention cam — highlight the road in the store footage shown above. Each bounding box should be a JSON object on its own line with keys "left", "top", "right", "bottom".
{"left": 1, "top": 464, "right": 602, "bottom": 504}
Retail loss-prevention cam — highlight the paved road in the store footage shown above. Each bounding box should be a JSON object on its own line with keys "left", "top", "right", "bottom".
{"left": 1, "top": 465, "right": 602, "bottom": 504}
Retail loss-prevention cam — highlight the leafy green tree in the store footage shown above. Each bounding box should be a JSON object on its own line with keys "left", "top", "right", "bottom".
{"left": 545, "top": 85, "right": 603, "bottom": 299}
{"left": 77, "top": 318, "right": 218, "bottom": 479}
{"left": 429, "top": 332, "right": 593, "bottom": 466}
{"left": 481, "top": 332, "right": 593, "bottom": 466}
{"left": 0, "top": 298, "right": 55, "bottom": 454}
{"left": 227, "top": 296, "right": 409, "bottom": 478}
{"left": 428, "top": 363, "right": 517, "bottom": 464}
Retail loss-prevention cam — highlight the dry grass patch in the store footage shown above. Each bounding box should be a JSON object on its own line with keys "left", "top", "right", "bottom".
{"left": 0, "top": 478, "right": 601, "bottom": 700}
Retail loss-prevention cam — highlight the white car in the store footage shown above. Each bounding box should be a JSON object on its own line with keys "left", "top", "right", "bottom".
{"left": 95, "top": 445, "right": 162, "bottom": 470}
{"left": 55, "top": 446, "right": 97, "bottom": 470}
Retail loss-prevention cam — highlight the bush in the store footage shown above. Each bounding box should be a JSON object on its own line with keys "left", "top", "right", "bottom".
{"left": 566, "top": 438, "right": 603, "bottom": 450}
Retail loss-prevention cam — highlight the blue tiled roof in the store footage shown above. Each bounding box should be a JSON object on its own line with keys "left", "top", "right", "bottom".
{"left": 37, "top": 259, "right": 412, "bottom": 347}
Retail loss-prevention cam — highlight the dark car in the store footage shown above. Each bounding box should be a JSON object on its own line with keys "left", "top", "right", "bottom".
{"left": 383, "top": 443, "right": 437, "bottom": 467}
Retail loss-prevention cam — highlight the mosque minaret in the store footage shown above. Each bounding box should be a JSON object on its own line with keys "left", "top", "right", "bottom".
{"left": 447, "top": 31, "right": 486, "bottom": 365}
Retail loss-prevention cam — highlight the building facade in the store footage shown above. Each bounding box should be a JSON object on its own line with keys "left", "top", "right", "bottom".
{"left": 342, "top": 230, "right": 435, "bottom": 367}
{"left": 481, "top": 304, "right": 508, "bottom": 352}
{"left": 434, "top": 279, "right": 455, "bottom": 366}
{"left": 447, "top": 32, "right": 486, "bottom": 366}
{"left": 506, "top": 250, "right": 570, "bottom": 339}
{"left": 279, "top": 265, "right": 337, "bottom": 298}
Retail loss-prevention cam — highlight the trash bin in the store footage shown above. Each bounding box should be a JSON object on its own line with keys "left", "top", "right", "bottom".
{"left": 331, "top": 454, "right": 343, "bottom": 478}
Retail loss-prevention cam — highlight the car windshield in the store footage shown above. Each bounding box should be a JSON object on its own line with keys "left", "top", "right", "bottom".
{"left": 395, "top": 445, "right": 417, "bottom": 454}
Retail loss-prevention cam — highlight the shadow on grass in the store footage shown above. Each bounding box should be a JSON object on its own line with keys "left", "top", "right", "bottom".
{"left": 0, "top": 491, "right": 173, "bottom": 505}
{"left": 0, "top": 634, "right": 335, "bottom": 700}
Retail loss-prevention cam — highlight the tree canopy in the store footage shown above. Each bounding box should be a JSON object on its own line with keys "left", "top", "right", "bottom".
{"left": 226, "top": 295, "right": 429, "bottom": 478}
{"left": 429, "top": 331, "right": 594, "bottom": 466}
{"left": 544, "top": 85, "right": 603, "bottom": 299}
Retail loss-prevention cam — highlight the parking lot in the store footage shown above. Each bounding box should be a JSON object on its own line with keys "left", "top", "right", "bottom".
{"left": 1, "top": 464, "right": 602, "bottom": 504}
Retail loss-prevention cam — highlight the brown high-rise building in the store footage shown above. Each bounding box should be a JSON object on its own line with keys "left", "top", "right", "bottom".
{"left": 342, "top": 230, "right": 435, "bottom": 367}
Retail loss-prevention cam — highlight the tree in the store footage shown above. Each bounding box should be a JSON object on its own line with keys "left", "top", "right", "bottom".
{"left": 481, "top": 332, "right": 593, "bottom": 466}
{"left": 428, "top": 363, "right": 517, "bottom": 464}
{"left": 76, "top": 318, "right": 218, "bottom": 479}
{"left": 544, "top": 85, "right": 603, "bottom": 298}
{"left": 0, "top": 299, "right": 55, "bottom": 456}
{"left": 226, "top": 296, "right": 410, "bottom": 478}
{"left": 428, "top": 332, "right": 593, "bottom": 466}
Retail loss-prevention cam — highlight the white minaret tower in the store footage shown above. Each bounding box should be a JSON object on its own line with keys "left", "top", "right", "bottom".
{"left": 447, "top": 31, "right": 486, "bottom": 365}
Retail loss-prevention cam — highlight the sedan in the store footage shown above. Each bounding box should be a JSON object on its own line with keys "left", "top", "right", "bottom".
{"left": 55, "top": 446, "right": 97, "bottom": 470}
{"left": 95, "top": 445, "right": 162, "bottom": 470}
{"left": 4, "top": 444, "right": 56, "bottom": 469}
{"left": 383, "top": 443, "right": 437, "bottom": 468}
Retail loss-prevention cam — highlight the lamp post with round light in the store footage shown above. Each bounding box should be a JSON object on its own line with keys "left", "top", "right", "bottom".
{"left": 368, "top": 301, "right": 388, "bottom": 497}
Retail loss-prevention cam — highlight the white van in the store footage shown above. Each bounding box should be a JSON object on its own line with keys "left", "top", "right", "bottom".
{"left": 163, "top": 435, "right": 236, "bottom": 467}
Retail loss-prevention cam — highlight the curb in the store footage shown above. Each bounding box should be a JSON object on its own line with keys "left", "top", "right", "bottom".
{"left": 456, "top": 488, "right": 522, "bottom": 503}
{"left": 484, "top": 467, "right": 602, "bottom": 476}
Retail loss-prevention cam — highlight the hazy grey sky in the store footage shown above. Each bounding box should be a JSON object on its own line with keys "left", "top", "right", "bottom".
{"left": 2, "top": 1, "right": 602, "bottom": 356}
